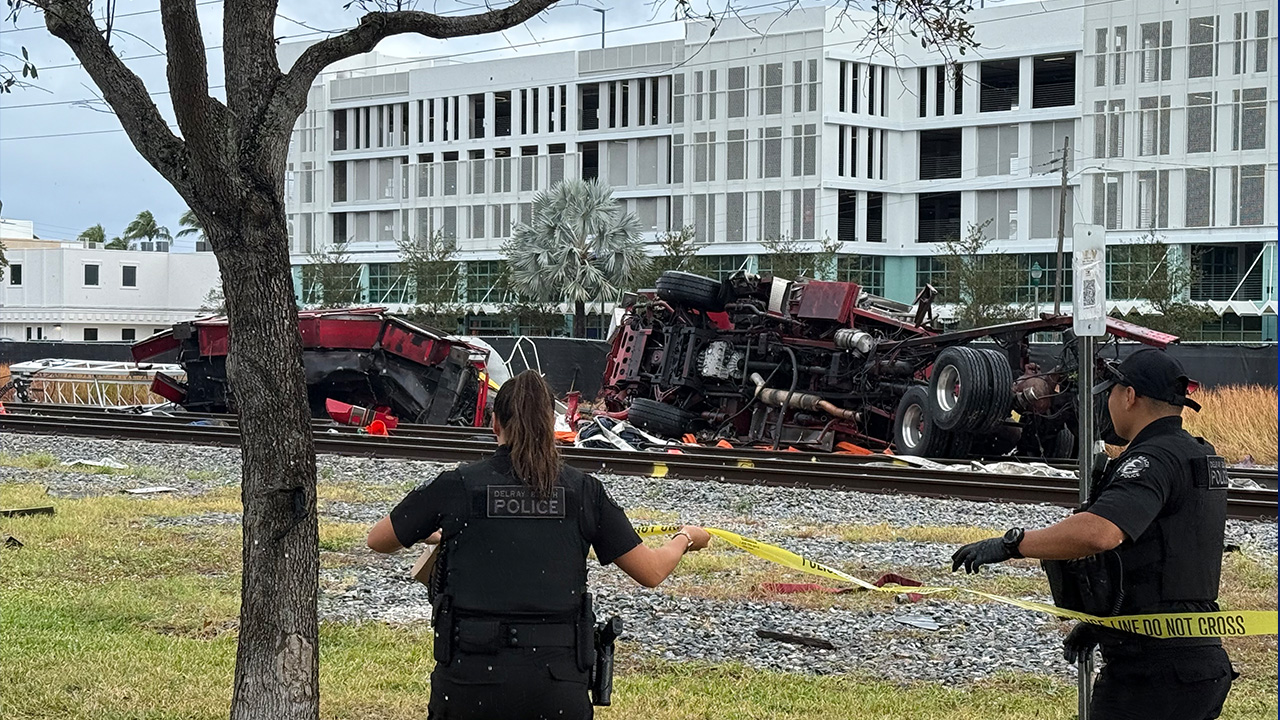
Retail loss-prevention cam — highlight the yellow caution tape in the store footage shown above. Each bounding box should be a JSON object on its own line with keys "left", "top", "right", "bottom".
{"left": 737, "top": 460, "right": 755, "bottom": 469}
{"left": 633, "top": 525, "right": 1278, "bottom": 639}
{"left": 650, "top": 463, "right": 669, "bottom": 478}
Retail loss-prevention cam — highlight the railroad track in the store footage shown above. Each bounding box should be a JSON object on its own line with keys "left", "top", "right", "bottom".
{"left": 1, "top": 403, "right": 1274, "bottom": 520}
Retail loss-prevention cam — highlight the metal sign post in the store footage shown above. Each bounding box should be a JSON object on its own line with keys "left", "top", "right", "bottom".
{"left": 1072, "top": 223, "right": 1107, "bottom": 719}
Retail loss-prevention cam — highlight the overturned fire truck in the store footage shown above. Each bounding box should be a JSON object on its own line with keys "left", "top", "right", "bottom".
{"left": 600, "top": 270, "right": 1179, "bottom": 458}
{"left": 131, "top": 308, "right": 490, "bottom": 427}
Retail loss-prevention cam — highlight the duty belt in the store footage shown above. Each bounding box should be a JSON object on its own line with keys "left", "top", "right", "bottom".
{"left": 454, "top": 618, "right": 578, "bottom": 652}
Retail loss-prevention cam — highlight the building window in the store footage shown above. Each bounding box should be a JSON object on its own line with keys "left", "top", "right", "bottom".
{"left": 728, "top": 66, "right": 747, "bottom": 118}
{"left": 916, "top": 256, "right": 952, "bottom": 298}
{"left": 1136, "top": 170, "right": 1170, "bottom": 230}
{"left": 1112, "top": 26, "right": 1128, "bottom": 84}
{"left": 1140, "top": 21, "right": 1173, "bottom": 82}
{"left": 1032, "top": 54, "right": 1075, "bottom": 108}
{"left": 837, "top": 255, "right": 884, "bottom": 296}
{"left": 790, "top": 124, "right": 817, "bottom": 177}
{"left": 1137, "top": 96, "right": 1170, "bottom": 156}
{"left": 919, "top": 128, "right": 962, "bottom": 180}
{"left": 1092, "top": 173, "right": 1123, "bottom": 230}
{"left": 1094, "top": 28, "right": 1108, "bottom": 87}
{"left": 1185, "top": 168, "right": 1214, "bottom": 228}
{"left": 705, "top": 254, "right": 748, "bottom": 282}
{"left": 1094, "top": 100, "right": 1125, "bottom": 158}
{"left": 1232, "top": 165, "right": 1266, "bottom": 226}
{"left": 1186, "top": 92, "right": 1216, "bottom": 153}
{"left": 1197, "top": 315, "right": 1264, "bottom": 342}
{"left": 1189, "top": 16, "right": 1218, "bottom": 78}
{"left": 1107, "top": 244, "right": 1167, "bottom": 301}
{"left": 122, "top": 265, "right": 137, "bottom": 288}
{"left": 1255, "top": 10, "right": 1270, "bottom": 73}
{"left": 760, "top": 127, "right": 782, "bottom": 179}
{"left": 579, "top": 84, "right": 599, "bottom": 131}
{"left": 84, "top": 264, "right": 100, "bottom": 286}
{"left": 1192, "top": 244, "right": 1265, "bottom": 301}
{"left": 979, "top": 59, "right": 1019, "bottom": 112}
{"left": 837, "top": 190, "right": 857, "bottom": 244}
{"left": 917, "top": 192, "right": 961, "bottom": 243}
{"left": 8, "top": 263, "right": 20, "bottom": 286}
{"left": 759, "top": 191, "right": 781, "bottom": 243}
{"left": 465, "top": 260, "right": 504, "bottom": 304}
{"left": 83, "top": 328, "right": 99, "bottom": 341}
{"left": 760, "top": 62, "right": 783, "bottom": 115}
{"left": 1232, "top": 88, "right": 1268, "bottom": 150}
{"left": 1011, "top": 253, "right": 1071, "bottom": 304}
{"left": 368, "top": 263, "right": 411, "bottom": 304}
{"left": 866, "top": 192, "right": 884, "bottom": 242}
{"left": 121, "top": 328, "right": 136, "bottom": 342}
{"left": 1029, "top": 187, "right": 1073, "bottom": 241}
{"left": 977, "top": 124, "right": 1019, "bottom": 177}
{"left": 974, "top": 189, "right": 1019, "bottom": 240}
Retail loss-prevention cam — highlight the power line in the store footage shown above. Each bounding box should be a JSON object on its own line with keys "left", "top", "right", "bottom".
{"left": 0, "top": 0, "right": 224, "bottom": 34}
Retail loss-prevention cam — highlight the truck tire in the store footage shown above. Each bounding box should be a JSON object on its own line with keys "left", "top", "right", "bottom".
{"left": 628, "top": 397, "right": 700, "bottom": 438}
{"left": 1053, "top": 427, "right": 1078, "bottom": 459}
{"left": 655, "top": 271, "right": 725, "bottom": 311}
{"left": 928, "top": 347, "right": 989, "bottom": 432}
{"left": 940, "top": 431, "right": 973, "bottom": 460}
{"left": 976, "top": 348, "right": 1015, "bottom": 432}
{"left": 893, "top": 386, "right": 948, "bottom": 457}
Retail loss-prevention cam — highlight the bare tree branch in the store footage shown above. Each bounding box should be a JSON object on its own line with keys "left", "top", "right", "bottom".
{"left": 159, "top": 0, "right": 229, "bottom": 153}
{"left": 274, "top": 0, "right": 557, "bottom": 117}
{"left": 29, "top": 0, "right": 189, "bottom": 187}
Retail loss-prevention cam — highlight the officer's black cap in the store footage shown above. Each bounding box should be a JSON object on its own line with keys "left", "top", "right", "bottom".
{"left": 1091, "top": 348, "right": 1202, "bottom": 412}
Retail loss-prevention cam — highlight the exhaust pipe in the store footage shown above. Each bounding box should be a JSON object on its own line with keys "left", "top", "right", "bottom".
{"left": 749, "top": 373, "right": 857, "bottom": 420}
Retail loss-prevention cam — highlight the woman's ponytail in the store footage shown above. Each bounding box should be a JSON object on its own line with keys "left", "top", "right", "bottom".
{"left": 493, "top": 370, "right": 562, "bottom": 496}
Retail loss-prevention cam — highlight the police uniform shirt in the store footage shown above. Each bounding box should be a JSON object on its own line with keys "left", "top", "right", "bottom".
{"left": 1087, "top": 416, "right": 1187, "bottom": 545}
{"left": 389, "top": 446, "right": 643, "bottom": 566}
{"left": 1085, "top": 415, "right": 1222, "bottom": 617}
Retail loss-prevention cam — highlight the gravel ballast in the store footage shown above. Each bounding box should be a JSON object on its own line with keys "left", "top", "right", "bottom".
{"left": 4, "top": 433, "right": 1276, "bottom": 683}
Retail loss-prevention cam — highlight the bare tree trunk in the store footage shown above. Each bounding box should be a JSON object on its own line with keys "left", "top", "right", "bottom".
{"left": 574, "top": 298, "right": 586, "bottom": 338}
{"left": 213, "top": 204, "right": 319, "bottom": 720}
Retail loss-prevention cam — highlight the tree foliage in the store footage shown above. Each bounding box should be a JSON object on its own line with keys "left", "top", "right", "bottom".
{"left": 303, "top": 245, "right": 363, "bottom": 308}
{"left": 936, "top": 220, "right": 1032, "bottom": 329}
{"left": 396, "top": 232, "right": 464, "bottom": 331}
{"left": 76, "top": 223, "right": 106, "bottom": 245}
{"left": 502, "top": 177, "right": 649, "bottom": 336}
{"left": 122, "top": 209, "right": 172, "bottom": 247}
{"left": 759, "top": 234, "right": 844, "bottom": 281}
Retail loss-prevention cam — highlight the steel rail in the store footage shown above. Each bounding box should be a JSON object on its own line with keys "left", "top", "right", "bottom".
{"left": 5, "top": 402, "right": 1277, "bottom": 487}
{"left": 1, "top": 410, "right": 1273, "bottom": 520}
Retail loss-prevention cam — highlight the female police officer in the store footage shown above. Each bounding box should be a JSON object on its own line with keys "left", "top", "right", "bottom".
{"left": 367, "top": 370, "right": 712, "bottom": 719}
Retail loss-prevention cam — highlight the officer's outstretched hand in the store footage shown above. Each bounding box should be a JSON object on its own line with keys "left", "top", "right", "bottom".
{"left": 950, "top": 537, "right": 1015, "bottom": 574}
{"left": 681, "top": 526, "right": 712, "bottom": 551}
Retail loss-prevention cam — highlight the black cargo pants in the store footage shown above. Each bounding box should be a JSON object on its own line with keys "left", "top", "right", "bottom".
{"left": 427, "top": 646, "right": 591, "bottom": 720}
{"left": 1090, "top": 644, "right": 1235, "bottom": 720}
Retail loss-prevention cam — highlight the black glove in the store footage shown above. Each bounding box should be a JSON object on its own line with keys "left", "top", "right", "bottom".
{"left": 951, "top": 537, "right": 1016, "bottom": 574}
{"left": 1062, "top": 623, "right": 1101, "bottom": 664}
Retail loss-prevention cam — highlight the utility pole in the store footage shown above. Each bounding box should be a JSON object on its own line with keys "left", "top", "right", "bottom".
{"left": 1052, "top": 136, "right": 1071, "bottom": 315}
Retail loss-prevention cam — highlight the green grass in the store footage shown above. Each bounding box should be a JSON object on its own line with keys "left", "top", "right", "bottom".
{"left": 1, "top": 482, "right": 1275, "bottom": 720}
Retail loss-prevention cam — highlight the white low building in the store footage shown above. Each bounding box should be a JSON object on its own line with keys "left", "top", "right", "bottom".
{"left": 0, "top": 222, "right": 220, "bottom": 342}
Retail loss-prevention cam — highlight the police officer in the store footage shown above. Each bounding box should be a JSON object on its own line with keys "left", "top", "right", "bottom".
{"left": 366, "top": 370, "right": 712, "bottom": 720}
{"left": 950, "top": 348, "right": 1234, "bottom": 720}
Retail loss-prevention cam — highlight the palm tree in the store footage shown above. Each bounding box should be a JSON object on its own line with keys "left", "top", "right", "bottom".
{"left": 122, "top": 210, "right": 172, "bottom": 251}
{"left": 502, "top": 178, "right": 649, "bottom": 337}
{"left": 77, "top": 224, "right": 107, "bottom": 246}
{"left": 177, "top": 209, "right": 207, "bottom": 250}
{"left": 104, "top": 237, "right": 132, "bottom": 250}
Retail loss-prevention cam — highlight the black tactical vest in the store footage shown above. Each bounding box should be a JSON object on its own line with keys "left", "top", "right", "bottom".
{"left": 1089, "top": 418, "right": 1229, "bottom": 614}
{"left": 435, "top": 450, "right": 597, "bottom": 620}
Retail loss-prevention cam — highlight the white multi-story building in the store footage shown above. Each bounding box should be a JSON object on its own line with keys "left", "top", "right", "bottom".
{"left": 0, "top": 221, "right": 220, "bottom": 342}
{"left": 284, "top": 0, "right": 1277, "bottom": 340}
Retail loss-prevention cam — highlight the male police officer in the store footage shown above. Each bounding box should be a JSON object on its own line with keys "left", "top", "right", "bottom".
{"left": 950, "top": 348, "right": 1234, "bottom": 720}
